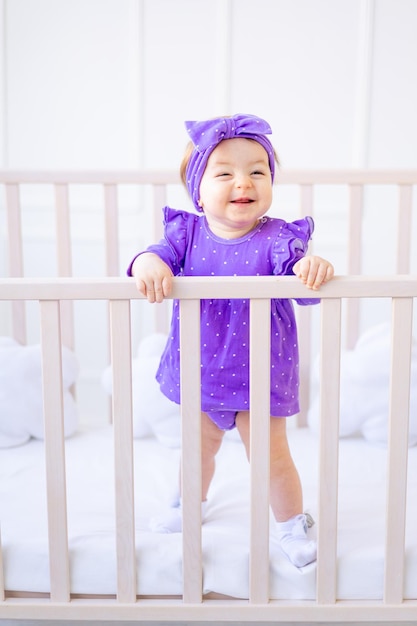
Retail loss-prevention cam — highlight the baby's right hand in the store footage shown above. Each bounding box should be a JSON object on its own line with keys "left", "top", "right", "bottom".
{"left": 131, "top": 253, "right": 173, "bottom": 303}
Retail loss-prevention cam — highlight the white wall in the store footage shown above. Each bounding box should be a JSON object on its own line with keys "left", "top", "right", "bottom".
{"left": 1, "top": 0, "right": 417, "bottom": 170}
{"left": 1, "top": 0, "right": 417, "bottom": 423}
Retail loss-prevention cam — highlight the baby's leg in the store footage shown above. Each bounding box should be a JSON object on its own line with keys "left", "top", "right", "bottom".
{"left": 268, "top": 417, "right": 303, "bottom": 520}
{"left": 236, "top": 412, "right": 316, "bottom": 567}
{"left": 149, "top": 412, "right": 224, "bottom": 533}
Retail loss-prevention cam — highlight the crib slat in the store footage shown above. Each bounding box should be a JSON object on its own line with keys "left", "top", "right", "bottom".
{"left": 109, "top": 299, "right": 137, "bottom": 603}
{"left": 153, "top": 184, "right": 169, "bottom": 334}
{"left": 152, "top": 184, "right": 167, "bottom": 242}
{"left": 5, "top": 183, "right": 26, "bottom": 344}
{"left": 300, "top": 183, "right": 314, "bottom": 219}
{"left": 249, "top": 298, "right": 271, "bottom": 604}
{"left": 40, "top": 299, "right": 70, "bottom": 602}
{"left": 316, "top": 297, "right": 342, "bottom": 604}
{"left": 179, "top": 299, "right": 202, "bottom": 604}
{"left": 297, "top": 305, "right": 312, "bottom": 426}
{"left": 5, "top": 183, "right": 24, "bottom": 276}
{"left": 105, "top": 185, "right": 121, "bottom": 422}
{"left": 345, "top": 184, "right": 363, "bottom": 349}
{"left": 55, "top": 183, "right": 74, "bottom": 350}
{"left": 55, "top": 184, "right": 73, "bottom": 277}
{"left": 297, "top": 184, "right": 314, "bottom": 427}
{"left": 104, "top": 184, "right": 120, "bottom": 277}
{"left": 396, "top": 185, "right": 412, "bottom": 274}
{"left": 384, "top": 296, "right": 413, "bottom": 604}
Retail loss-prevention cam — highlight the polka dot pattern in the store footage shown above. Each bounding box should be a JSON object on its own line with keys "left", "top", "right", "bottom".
{"left": 145, "top": 207, "right": 318, "bottom": 427}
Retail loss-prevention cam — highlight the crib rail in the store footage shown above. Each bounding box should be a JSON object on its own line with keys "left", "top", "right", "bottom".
{"left": 0, "top": 274, "right": 416, "bottom": 622}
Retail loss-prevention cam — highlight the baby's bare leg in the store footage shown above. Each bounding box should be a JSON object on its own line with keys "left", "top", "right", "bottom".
{"left": 236, "top": 412, "right": 301, "bottom": 518}
{"left": 201, "top": 411, "right": 225, "bottom": 500}
{"left": 269, "top": 417, "right": 303, "bottom": 520}
{"left": 149, "top": 412, "right": 224, "bottom": 533}
{"left": 236, "top": 412, "right": 316, "bottom": 567}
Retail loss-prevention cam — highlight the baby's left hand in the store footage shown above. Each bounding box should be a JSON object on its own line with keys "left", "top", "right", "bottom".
{"left": 293, "top": 256, "right": 334, "bottom": 290}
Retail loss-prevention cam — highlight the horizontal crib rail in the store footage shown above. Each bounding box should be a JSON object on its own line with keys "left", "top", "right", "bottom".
{"left": 0, "top": 169, "right": 181, "bottom": 184}
{"left": 2, "top": 600, "right": 417, "bottom": 622}
{"left": 2, "top": 599, "right": 417, "bottom": 623}
{"left": 1, "top": 274, "right": 417, "bottom": 301}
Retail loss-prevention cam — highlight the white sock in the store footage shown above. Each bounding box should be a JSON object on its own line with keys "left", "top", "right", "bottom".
{"left": 149, "top": 501, "right": 208, "bottom": 534}
{"left": 276, "top": 513, "right": 317, "bottom": 568}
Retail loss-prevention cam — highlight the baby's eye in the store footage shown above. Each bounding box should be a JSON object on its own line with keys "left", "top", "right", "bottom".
{"left": 252, "top": 170, "right": 266, "bottom": 176}
{"left": 216, "top": 172, "right": 232, "bottom": 178}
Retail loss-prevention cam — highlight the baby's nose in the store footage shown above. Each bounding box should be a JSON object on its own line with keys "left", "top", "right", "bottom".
{"left": 235, "top": 173, "right": 252, "bottom": 187}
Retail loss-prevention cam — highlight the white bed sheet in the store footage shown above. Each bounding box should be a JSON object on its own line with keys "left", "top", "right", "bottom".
{"left": 1, "top": 425, "right": 417, "bottom": 600}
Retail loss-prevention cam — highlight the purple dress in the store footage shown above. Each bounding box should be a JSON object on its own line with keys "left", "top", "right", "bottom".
{"left": 132, "top": 207, "right": 319, "bottom": 429}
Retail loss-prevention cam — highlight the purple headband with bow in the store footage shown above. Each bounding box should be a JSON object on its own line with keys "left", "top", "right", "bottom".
{"left": 185, "top": 113, "right": 276, "bottom": 212}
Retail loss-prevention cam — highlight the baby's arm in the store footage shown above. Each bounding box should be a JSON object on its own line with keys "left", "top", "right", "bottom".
{"left": 131, "top": 253, "right": 174, "bottom": 303}
{"left": 293, "top": 256, "right": 334, "bottom": 291}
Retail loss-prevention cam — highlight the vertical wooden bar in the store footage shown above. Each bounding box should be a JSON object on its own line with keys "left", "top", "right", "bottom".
{"left": 297, "top": 184, "right": 314, "bottom": 427}
{"left": 5, "top": 183, "right": 26, "bottom": 344}
{"left": 109, "top": 299, "right": 137, "bottom": 603}
{"left": 384, "top": 297, "right": 413, "bottom": 604}
{"left": 179, "top": 299, "right": 202, "bottom": 604}
{"left": 299, "top": 184, "right": 314, "bottom": 222}
{"left": 55, "top": 183, "right": 74, "bottom": 350}
{"left": 5, "top": 183, "right": 24, "bottom": 276}
{"left": 104, "top": 184, "right": 120, "bottom": 277}
{"left": 55, "top": 184, "right": 73, "bottom": 277}
{"left": 153, "top": 184, "right": 169, "bottom": 333}
{"left": 396, "top": 185, "right": 412, "bottom": 275}
{"left": 40, "top": 299, "right": 70, "bottom": 602}
{"left": 152, "top": 184, "right": 166, "bottom": 242}
{"left": 249, "top": 298, "right": 271, "bottom": 604}
{"left": 105, "top": 184, "right": 120, "bottom": 422}
{"left": 316, "top": 298, "right": 342, "bottom": 604}
{"left": 345, "top": 184, "right": 363, "bottom": 349}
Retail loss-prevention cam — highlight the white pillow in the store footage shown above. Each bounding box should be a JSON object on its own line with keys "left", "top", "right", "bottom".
{"left": 0, "top": 337, "right": 79, "bottom": 447}
{"left": 307, "top": 323, "right": 417, "bottom": 446}
{"left": 102, "top": 333, "right": 181, "bottom": 448}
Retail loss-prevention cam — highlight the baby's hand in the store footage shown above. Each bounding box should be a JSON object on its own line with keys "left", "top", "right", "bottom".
{"left": 131, "top": 253, "right": 173, "bottom": 303}
{"left": 293, "top": 256, "right": 334, "bottom": 290}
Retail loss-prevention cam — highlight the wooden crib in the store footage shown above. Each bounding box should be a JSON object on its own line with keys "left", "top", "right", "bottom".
{"left": 0, "top": 169, "right": 417, "bottom": 623}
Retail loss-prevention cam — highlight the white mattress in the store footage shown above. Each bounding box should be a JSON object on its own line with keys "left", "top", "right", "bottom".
{"left": 1, "top": 425, "right": 417, "bottom": 600}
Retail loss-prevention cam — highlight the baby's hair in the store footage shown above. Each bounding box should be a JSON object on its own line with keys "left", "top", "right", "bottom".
{"left": 179, "top": 139, "right": 280, "bottom": 187}
{"left": 180, "top": 141, "right": 194, "bottom": 186}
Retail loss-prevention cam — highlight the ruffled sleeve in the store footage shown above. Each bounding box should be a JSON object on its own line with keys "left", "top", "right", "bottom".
{"left": 272, "top": 217, "right": 314, "bottom": 276}
{"left": 126, "top": 207, "right": 191, "bottom": 276}
{"left": 272, "top": 216, "right": 319, "bottom": 306}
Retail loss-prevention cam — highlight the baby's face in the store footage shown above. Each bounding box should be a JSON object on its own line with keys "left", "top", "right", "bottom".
{"left": 198, "top": 138, "right": 273, "bottom": 239}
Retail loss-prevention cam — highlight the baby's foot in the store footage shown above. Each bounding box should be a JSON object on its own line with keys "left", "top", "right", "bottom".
{"left": 149, "top": 501, "right": 208, "bottom": 534}
{"left": 276, "top": 513, "right": 317, "bottom": 567}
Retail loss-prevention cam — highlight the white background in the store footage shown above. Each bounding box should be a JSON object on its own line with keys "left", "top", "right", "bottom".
{"left": 1, "top": 0, "right": 417, "bottom": 170}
